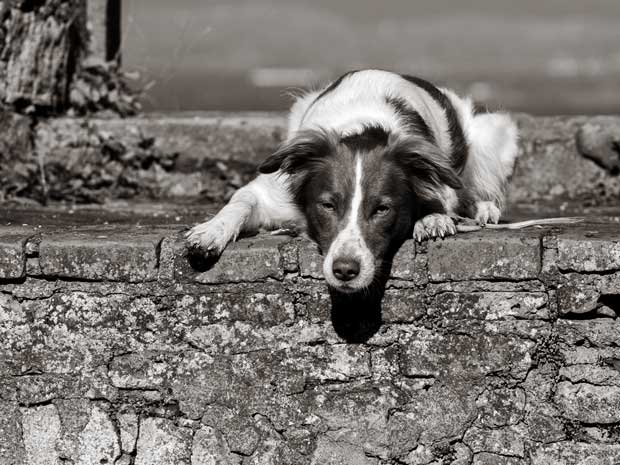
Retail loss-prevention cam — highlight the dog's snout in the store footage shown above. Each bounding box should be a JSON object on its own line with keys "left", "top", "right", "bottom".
{"left": 332, "top": 257, "right": 360, "bottom": 281}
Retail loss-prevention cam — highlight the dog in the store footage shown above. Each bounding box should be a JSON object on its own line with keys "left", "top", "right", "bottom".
{"left": 186, "top": 69, "right": 518, "bottom": 293}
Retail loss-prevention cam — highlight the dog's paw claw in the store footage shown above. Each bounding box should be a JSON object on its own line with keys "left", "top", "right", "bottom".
{"left": 414, "top": 213, "right": 456, "bottom": 242}
{"left": 475, "top": 201, "right": 501, "bottom": 226}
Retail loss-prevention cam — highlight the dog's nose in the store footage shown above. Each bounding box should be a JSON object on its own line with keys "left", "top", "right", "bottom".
{"left": 332, "top": 257, "right": 360, "bottom": 281}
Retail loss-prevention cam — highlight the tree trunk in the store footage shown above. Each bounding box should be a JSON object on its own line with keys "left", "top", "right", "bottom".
{"left": 0, "top": 0, "right": 87, "bottom": 111}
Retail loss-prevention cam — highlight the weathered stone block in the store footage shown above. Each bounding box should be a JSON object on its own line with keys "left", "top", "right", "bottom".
{"left": 389, "top": 240, "right": 428, "bottom": 285}
{"left": 76, "top": 405, "right": 120, "bottom": 465}
{"left": 557, "top": 320, "right": 620, "bottom": 348}
{"left": 36, "top": 113, "right": 286, "bottom": 169}
{"left": 306, "top": 385, "right": 400, "bottom": 458}
{"left": 202, "top": 405, "right": 260, "bottom": 457}
{"left": 177, "top": 236, "right": 285, "bottom": 283}
{"left": 135, "top": 418, "right": 192, "bottom": 465}
{"left": 191, "top": 426, "right": 238, "bottom": 465}
{"left": 382, "top": 289, "right": 426, "bottom": 322}
{"left": 577, "top": 119, "right": 620, "bottom": 174}
{"left": 431, "top": 292, "right": 549, "bottom": 320}
{"left": 559, "top": 365, "right": 620, "bottom": 387}
{"left": 0, "top": 233, "right": 27, "bottom": 279}
{"left": 387, "top": 386, "right": 477, "bottom": 454}
{"left": 400, "top": 327, "right": 534, "bottom": 380}
{"left": 118, "top": 410, "right": 139, "bottom": 454}
{"left": 473, "top": 453, "right": 523, "bottom": 465}
{"left": 301, "top": 344, "right": 371, "bottom": 383}
{"left": 403, "top": 445, "right": 436, "bottom": 465}
{"left": 555, "top": 381, "right": 620, "bottom": 424}
{"left": 310, "top": 437, "right": 377, "bottom": 465}
{"left": 475, "top": 387, "right": 526, "bottom": 428}
{"left": 157, "top": 235, "right": 177, "bottom": 282}
{"left": 184, "top": 321, "right": 280, "bottom": 354}
{"left": 279, "top": 239, "right": 300, "bottom": 273}
{"left": 557, "top": 236, "right": 620, "bottom": 272}
{"left": 108, "top": 352, "right": 169, "bottom": 389}
{"left": 0, "top": 403, "right": 25, "bottom": 465}
{"left": 39, "top": 232, "right": 160, "bottom": 281}
{"left": 174, "top": 292, "right": 295, "bottom": 326}
{"left": 463, "top": 425, "right": 525, "bottom": 458}
{"left": 21, "top": 404, "right": 62, "bottom": 465}
{"left": 530, "top": 442, "right": 620, "bottom": 465}
{"left": 0, "top": 291, "right": 26, "bottom": 330}
{"left": 509, "top": 114, "right": 620, "bottom": 203}
{"left": 427, "top": 234, "right": 541, "bottom": 281}
{"left": 299, "top": 240, "right": 324, "bottom": 279}
{"left": 556, "top": 282, "right": 600, "bottom": 315}
{"left": 171, "top": 353, "right": 237, "bottom": 419}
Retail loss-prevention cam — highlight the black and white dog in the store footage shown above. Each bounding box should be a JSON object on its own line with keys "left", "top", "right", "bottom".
{"left": 187, "top": 69, "right": 518, "bottom": 293}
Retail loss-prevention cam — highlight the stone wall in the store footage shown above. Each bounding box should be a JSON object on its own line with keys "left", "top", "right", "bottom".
{"left": 1, "top": 219, "right": 619, "bottom": 464}
{"left": 8, "top": 112, "right": 620, "bottom": 205}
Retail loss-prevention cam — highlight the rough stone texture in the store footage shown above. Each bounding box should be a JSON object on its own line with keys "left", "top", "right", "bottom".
{"left": 557, "top": 235, "right": 620, "bottom": 272}
{"left": 511, "top": 114, "right": 620, "bottom": 203}
{"left": 531, "top": 442, "right": 620, "bottom": 465}
{"left": 0, "top": 232, "right": 28, "bottom": 279}
{"left": 30, "top": 113, "right": 620, "bottom": 204}
{"left": 76, "top": 405, "right": 121, "bottom": 465}
{"left": 117, "top": 410, "right": 139, "bottom": 454}
{"left": 0, "top": 403, "right": 25, "bottom": 464}
{"left": 21, "top": 404, "right": 62, "bottom": 465}
{"left": 36, "top": 112, "right": 286, "bottom": 167}
{"left": 191, "top": 426, "right": 239, "bottom": 465}
{"left": 1, "top": 220, "right": 620, "bottom": 464}
{"left": 577, "top": 119, "right": 620, "bottom": 175}
{"left": 135, "top": 418, "right": 192, "bottom": 465}
{"left": 39, "top": 231, "right": 161, "bottom": 281}
{"left": 427, "top": 233, "right": 541, "bottom": 281}
{"left": 175, "top": 235, "right": 287, "bottom": 284}
{"left": 555, "top": 382, "right": 620, "bottom": 424}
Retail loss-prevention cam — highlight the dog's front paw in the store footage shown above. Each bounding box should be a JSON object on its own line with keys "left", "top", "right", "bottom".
{"left": 413, "top": 213, "right": 456, "bottom": 242}
{"left": 185, "top": 218, "right": 236, "bottom": 257}
{"left": 475, "top": 201, "right": 501, "bottom": 226}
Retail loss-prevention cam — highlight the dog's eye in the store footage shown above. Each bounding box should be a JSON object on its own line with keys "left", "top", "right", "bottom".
{"left": 320, "top": 201, "right": 336, "bottom": 212}
{"left": 373, "top": 205, "right": 391, "bottom": 216}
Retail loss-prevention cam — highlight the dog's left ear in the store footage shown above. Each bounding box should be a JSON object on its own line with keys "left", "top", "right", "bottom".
{"left": 388, "top": 135, "right": 463, "bottom": 198}
{"left": 259, "top": 129, "right": 335, "bottom": 174}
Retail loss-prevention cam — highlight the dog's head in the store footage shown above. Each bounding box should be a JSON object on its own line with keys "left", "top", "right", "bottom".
{"left": 259, "top": 127, "right": 461, "bottom": 293}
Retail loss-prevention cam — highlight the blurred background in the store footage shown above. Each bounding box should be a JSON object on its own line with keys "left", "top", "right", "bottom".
{"left": 122, "top": 0, "right": 620, "bottom": 114}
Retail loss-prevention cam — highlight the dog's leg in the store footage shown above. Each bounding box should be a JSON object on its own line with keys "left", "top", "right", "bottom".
{"left": 474, "top": 200, "right": 501, "bottom": 225}
{"left": 186, "top": 174, "right": 300, "bottom": 256}
{"left": 463, "top": 112, "right": 519, "bottom": 225}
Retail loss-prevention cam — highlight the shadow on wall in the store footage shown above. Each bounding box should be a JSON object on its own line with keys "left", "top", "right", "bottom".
{"left": 187, "top": 237, "right": 401, "bottom": 343}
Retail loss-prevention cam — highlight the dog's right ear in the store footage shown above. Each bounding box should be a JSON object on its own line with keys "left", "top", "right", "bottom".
{"left": 258, "top": 129, "right": 335, "bottom": 174}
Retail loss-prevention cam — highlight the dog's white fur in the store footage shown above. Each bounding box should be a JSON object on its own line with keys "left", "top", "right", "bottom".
{"left": 321, "top": 156, "right": 375, "bottom": 290}
{"left": 187, "top": 70, "right": 518, "bottom": 267}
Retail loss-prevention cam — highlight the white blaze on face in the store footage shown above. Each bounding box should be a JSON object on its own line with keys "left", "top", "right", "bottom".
{"left": 323, "top": 156, "right": 376, "bottom": 291}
